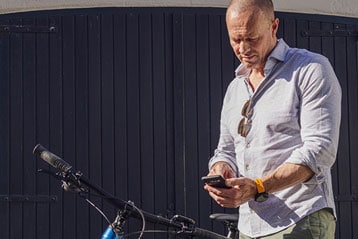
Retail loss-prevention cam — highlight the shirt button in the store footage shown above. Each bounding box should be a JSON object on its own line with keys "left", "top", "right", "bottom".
{"left": 246, "top": 143, "right": 250, "bottom": 148}
{"left": 245, "top": 164, "right": 249, "bottom": 171}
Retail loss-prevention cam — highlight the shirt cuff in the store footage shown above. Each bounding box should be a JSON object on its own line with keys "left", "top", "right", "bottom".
{"left": 208, "top": 150, "right": 238, "bottom": 176}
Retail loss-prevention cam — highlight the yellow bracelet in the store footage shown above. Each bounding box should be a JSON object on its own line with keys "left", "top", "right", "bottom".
{"left": 253, "top": 178, "right": 266, "bottom": 193}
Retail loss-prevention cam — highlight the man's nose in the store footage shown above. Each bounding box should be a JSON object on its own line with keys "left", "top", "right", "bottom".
{"left": 238, "top": 41, "right": 250, "bottom": 55}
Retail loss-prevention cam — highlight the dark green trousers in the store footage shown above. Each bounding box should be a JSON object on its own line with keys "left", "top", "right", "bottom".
{"left": 239, "top": 208, "right": 336, "bottom": 239}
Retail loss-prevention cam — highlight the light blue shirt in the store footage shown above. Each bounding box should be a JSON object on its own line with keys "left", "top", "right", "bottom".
{"left": 209, "top": 39, "right": 341, "bottom": 237}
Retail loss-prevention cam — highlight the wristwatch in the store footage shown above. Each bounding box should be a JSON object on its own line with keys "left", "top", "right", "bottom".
{"left": 253, "top": 178, "right": 268, "bottom": 202}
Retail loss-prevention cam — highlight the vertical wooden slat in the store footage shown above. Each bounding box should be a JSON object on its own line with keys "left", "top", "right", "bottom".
{"left": 138, "top": 12, "right": 156, "bottom": 239}
{"left": 296, "top": 20, "right": 309, "bottom": 49}
{"left": 74, "top": 14, "right": 90, "bottom": 239}
{"left": 22, "top": 17, "right": 37, "bottom": 239}
{"left": 320, "top": 21, "right": 339, "bottom": 238}
{"left": 334, "top": 23, "right": 352, "bottom": 239}
{"left": 164, "top": 12, "right": 176, "bottom": 220}
{"left": 220, "top": 14, "right": 236, "bottom": 98}
{"left": 208, "top": 14, "right": 226, "bottom": 235}
{"left": 151, "top": 13, "right": 173, "bottom": 238}
{"left": 208, "top": 14, "right": 224, "bottom": 153}
{"left": 138, "top": 13, "right": 157, "bottom": 238}
{"left": 35, "top": 16, "right": 51, "bottom": 239}
{"left": 346, "top": 23, "right": 358, "bottom": 239}
{"left": 172, "top": 12, "right": 185, "bottom": 216}
{"left": 100, "top": 13, "right": 116, "bottom": 232}
{"left": 182, "top": 13, "right": 199, "bottom": 220}
{"left": 48, "top": 15, "right": 64, "bottom": 239}
{"left": 321, "top": 22, "right": 335, "bottom": 62}
{"left": 352, "top": 23, "right": 358, "bottom": 239}
{"left": 126, "top": 11, "right": 142, "bottom": 234}
{"left": 88, "top": 13, "right": 103, "bottom": 238}
{"left": 139, "top": 12, "right": 155, "bottom": 215}
{"left": 283, "top": 17, "right": 296, "bottom": 46}
{"left": 62, "top": 15, "right": 77, "bottom": 239}
{"left": 0, "top": 18, "right": 11, "bottom": 239}
{"left": 113, "top": 12, "right": 128, "bottom": 205}
{"left": 308, "top": 21, "right": 322, "bottom": 53}
{"left": 9, "top": 17, "right": 24, "bottom": 239}
{"left": 196, "top": 13, "right": 211, "bottom": 229}
{"left": 152, "top": 12, "right": 167, "bottom": 214}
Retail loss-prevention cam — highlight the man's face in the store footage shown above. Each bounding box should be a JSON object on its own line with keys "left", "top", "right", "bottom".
{"left": 226, "top": 7, "right": 278, "bottom": 70}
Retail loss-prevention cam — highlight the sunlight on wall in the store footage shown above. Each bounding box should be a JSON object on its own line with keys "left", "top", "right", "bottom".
{"left": 0, "top": 0, "right": 357, "bottom": 17}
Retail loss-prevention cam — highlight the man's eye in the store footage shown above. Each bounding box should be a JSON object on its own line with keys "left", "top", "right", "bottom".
{"left": 232, "top": 39, "right": 241, "bottom": 45}
{"left": 247, "top": 38, "right": 258, "bottom": 42}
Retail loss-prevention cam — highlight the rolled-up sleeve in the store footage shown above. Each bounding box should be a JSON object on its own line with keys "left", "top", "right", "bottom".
{"left": 286, "top": 56, "right": 341, "bottom": 178}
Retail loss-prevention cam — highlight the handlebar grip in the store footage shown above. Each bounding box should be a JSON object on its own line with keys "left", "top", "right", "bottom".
{"left": 33, "top": 144, "right": 73, "bottom": 173}
{"left": 192, "top": 227, "right": 228, "bottom": 239}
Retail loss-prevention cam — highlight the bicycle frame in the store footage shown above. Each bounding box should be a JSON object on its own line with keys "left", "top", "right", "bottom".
{"left": 33, "top": 144, "right": 233, "bottom": 239}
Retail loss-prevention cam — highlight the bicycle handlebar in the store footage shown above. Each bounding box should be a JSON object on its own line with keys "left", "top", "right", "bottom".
{"left": 33, "top": 144, "right": 228, "bottom": 239}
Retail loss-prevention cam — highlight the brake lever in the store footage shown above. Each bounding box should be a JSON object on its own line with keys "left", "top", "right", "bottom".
{"left": 37, "top": 168, "right": 88, "bottom": 193}
{"left": 37, "top": 168, "right": 64, "bottom": 180}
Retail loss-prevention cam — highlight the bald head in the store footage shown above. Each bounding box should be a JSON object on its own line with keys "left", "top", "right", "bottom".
{"left": 227, "top": 0, "right": 275, "bottom": 22}
{"left": 225, "top": 0, "right": 279, "bottom": 70}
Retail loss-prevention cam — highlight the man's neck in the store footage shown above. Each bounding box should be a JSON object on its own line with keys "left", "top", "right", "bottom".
{"left": 248, "top": 68, "right": 265, "bottom": 91}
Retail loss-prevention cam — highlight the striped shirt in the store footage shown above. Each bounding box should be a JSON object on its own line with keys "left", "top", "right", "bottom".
{"left": 209, "top": 39, "right": 341, "bottom": 237}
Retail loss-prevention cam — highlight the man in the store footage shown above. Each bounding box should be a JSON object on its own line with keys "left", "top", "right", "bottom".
{"left": 204, "top": 0, "right": 341, "bottom": 238}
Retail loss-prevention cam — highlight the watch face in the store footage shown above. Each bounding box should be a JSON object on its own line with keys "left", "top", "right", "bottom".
{"left": 255, "top": 192, "right": 268, "bottom": 202}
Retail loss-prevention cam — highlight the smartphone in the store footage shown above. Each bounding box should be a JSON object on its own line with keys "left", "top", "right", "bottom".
{"left": 201, "top": 175, "right": 231, "bottom": 189}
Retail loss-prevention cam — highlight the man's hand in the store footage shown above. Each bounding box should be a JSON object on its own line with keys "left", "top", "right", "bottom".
{"left": 208, "top": 162, "right": 236, "bottom": 179}
{"left": 204, "top": 177, "right": 256, "bottom": 208}
{"left": 204, "top": 162, "right": 315, "bottom": 208}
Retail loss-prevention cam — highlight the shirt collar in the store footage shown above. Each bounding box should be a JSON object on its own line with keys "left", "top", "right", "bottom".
{"left": 235, "top": 38, "right": 289, "bottom": 77}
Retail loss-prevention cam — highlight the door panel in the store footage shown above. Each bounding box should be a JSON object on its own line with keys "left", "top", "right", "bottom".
{"left": 0, "top": 8, "right": 357, "bottom": 239}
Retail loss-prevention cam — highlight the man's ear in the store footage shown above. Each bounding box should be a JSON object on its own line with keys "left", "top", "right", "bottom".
{"left": 272, "top": 18, "right": 279, "bottom": 37}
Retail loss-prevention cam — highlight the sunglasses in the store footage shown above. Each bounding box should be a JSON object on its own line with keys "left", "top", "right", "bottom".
{"left": 238, "top": 99, "right": 252, "bottom": 137}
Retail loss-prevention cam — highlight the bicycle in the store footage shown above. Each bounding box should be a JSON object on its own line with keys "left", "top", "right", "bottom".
{"left": 33, "top": 144, "right": 239, "bottom": 239}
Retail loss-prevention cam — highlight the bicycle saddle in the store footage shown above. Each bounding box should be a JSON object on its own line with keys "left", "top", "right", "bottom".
{"left": 209, "top": 213, "right": 239, "bottom": 223}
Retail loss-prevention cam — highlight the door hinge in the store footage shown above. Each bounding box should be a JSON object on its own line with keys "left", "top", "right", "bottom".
{"left": 0, "top": 25, "right": 57, "bottom": 33}
{"left": 301, "top": 29, "right": 358, "bottom": 37}
{"left": 0, "top": 194, "right": 58, "bottom": 203}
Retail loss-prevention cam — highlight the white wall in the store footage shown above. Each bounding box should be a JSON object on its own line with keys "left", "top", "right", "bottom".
{"left": 0, "top": 0, "right": 357, "bottom": 17}
{"left": 275, "top": 0, "right": 358, "bottom": 18}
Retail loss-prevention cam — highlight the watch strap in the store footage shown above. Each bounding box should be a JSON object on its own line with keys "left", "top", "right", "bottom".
{"left": 253, "top": 178, "right": 265, "bottom": 193}
{"left": 253, "top": 178, "right": 268, "bottom": 202}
